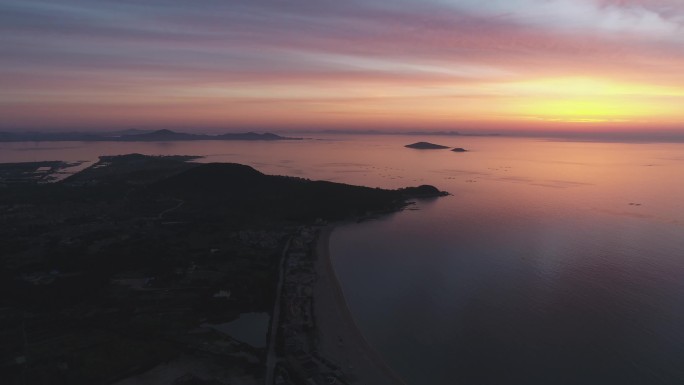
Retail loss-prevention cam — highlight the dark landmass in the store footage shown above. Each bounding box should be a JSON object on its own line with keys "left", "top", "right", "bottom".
{"left": 0, "top": 154, "right": 446, "bottom": 385}
{"left": 304, "top": 129, "right": 462, "bottom": 136}
{"left": 119, "top": 129, "right": 296, "bottom": 142}
{"left": 405, "top": 142, "right": 450, "bottom": 150}
{"left": 0, "top": 161, "right": 85, "bottom": 184}
{"left": 0, "top": 130, "right": 300, "bottom": 142}
{"left": 398, "top": 184, "right": 447, "bottom": 197}
{"left": 451, "top": 148, "right": 468, "bottom": 152}
{"left": 287, "top": 129, "right": 501, "bottom": 137}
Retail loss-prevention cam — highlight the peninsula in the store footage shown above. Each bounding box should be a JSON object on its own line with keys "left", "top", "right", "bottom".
{"left": 0, "top": 154, "right": 446, "bottom": 385}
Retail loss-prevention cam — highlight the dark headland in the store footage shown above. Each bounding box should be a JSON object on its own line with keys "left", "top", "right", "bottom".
{"left": 405, "top": 142, "right": 450, "bottom": 150}
{"left": 0, "top": 154, "right": 446, "bottom": 385}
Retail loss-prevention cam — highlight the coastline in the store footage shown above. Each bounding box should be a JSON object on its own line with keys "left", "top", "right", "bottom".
{"left": 313, "top": 225, "right": 407, "bottom": 385}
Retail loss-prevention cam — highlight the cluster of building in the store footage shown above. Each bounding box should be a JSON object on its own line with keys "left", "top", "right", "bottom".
{"left": 237, "top": 230, "right": 283, "bottom": 249}
{"left": 274, "top": 227, "right": 349, "bottom": 385}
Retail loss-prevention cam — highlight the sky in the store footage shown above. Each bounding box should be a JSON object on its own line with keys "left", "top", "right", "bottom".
{"left": 1, "top": 0, "right": 684, "bottom": 133}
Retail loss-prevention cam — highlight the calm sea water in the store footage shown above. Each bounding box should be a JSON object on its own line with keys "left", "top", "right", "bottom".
{"left": 2, "top": 135, "right": 684, "bottom": 384}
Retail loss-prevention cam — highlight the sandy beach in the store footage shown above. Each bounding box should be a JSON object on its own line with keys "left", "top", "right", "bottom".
{"left": 313, "top": 225, "right": 406, "bottom": 385}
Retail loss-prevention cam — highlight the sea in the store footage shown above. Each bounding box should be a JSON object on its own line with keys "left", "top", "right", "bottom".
{"left": 2, "top": 134, "right": 683, "bottom": 384}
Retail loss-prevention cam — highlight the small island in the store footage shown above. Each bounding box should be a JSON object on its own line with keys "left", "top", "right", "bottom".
{"left": 452, "top": 147, "right": 468, "bottom": 152}
{"left": 405, "top": 142, "right": 450, "bottom": 150}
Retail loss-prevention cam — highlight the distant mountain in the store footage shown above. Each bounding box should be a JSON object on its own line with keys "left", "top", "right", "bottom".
{"left": 293, "top": 129, "right": 462, "bottom": 136}
{"left": 119, "top": 129, "right": 204, "bottom": 141}
{"left": 102, "top": 129, "right": 155, "bottom": 137}
{"left": 217, "top": 132, "right": 286, "bottom": 141}
{"left": 0, "top": 129, "right": 301, "bottom": 142}
{"left": 405, "top": 142, "right": 450, "bottom": 150}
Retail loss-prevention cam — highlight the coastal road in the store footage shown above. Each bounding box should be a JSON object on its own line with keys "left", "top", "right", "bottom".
{"left": 158, "top": 198, "right": 184, "bottom": 219}
{"left": 265, "top": 236, "right": 291, "bottom": 385}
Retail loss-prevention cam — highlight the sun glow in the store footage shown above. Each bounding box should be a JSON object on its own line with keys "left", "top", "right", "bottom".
{"left": 518, "top": 98, "right": 646, "bottom": 123}
{"left": 500, "top": 78, "right": 684, "bottom": 124}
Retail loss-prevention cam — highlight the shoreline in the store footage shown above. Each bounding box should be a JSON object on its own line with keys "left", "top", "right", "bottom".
{"left": 313, "top": 224, "right": 407, "bottom": 385}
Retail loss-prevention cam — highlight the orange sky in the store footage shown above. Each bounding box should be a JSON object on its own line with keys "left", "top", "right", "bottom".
{"left": 1, "top": 0, "right": 684, "bottom": 133}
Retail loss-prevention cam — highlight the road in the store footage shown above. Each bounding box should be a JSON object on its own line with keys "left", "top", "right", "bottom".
{"left": 158, "top": 198, "right": 184, "bottom": 219}
{"left": 265, "top": 236, "right": 291, "bottom": 385}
